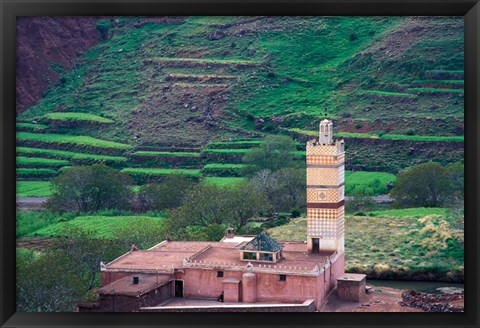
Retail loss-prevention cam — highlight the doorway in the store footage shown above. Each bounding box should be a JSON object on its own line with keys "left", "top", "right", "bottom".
{"left": 175, "top": 280, "right": 183, "bottom": 297}
{"left": 312, "top": 238, "right": 320, "bottom": 253}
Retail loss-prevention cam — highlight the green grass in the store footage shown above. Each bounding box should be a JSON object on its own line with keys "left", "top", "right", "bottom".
{"left": 202, "top": 164, "right": 246, "bottom": 169}
{"left": 288, "top": 129, "right": 464, "bottom": 142}
{"left": 407, "top": 87, "right": 464, "bottom": 93}
{"left": 17, "top": 168, "right": 57, "bottom": 175}
{"left": 17, "top": 122, "right": 47, "bottom": 130}
{"left": 121, "top": 168, "right": 201, "bottom": 177}
{"left": 369, "top": 207, "right": 448, "bottom": 217}
{"left": 132, "top": 151, "right": 201, "bottom": 157}
{"left": 17, "top": 147, "right": 127, "bottom": 162}
{"left": 413, "top": 79, "right": 464, "bottom": 84}
{"left": 202, "top": 149, "right": 250, "bottom": 155}
{"left": 42, "top": 112, "right": 114, "bottom": 123}
{"left": 345, "top": 171, "right": 396, "bottom": 196}
{"left": 17, "top": 132, "right": 131, "bottom": 150}
{"left": 16, "top": 210, "right": 69, "bottom": 237}
{"left": 16, "top": 156, "right": 70, "bottom": 166}
{"left": 203, "top": 177, "right": 246, "bottom": 186}
{"left": 17, "top": 181, "right": 52, "bottom": 197}
{"left": 155, "top": 57, "right": 261, "bottom": 65}
{"left": 206, "top": 141, "right": 262, "bottom": 149}
{"left": 361, "top": 90, "right": 417, "bottom": 98}
{"left": 31, "top": 215, "right": 165, "bottom": 239}
{"left": 268, "top": 212, "right": 464, "bottom": 281}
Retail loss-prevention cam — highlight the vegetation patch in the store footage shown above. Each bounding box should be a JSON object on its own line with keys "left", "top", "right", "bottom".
{"left": 122, "top": 168, "right": 201, "bottom": 183}
{"left": 361, "top": 90, "right": 417, "bottom": 98}
{"left": 17, "top": 147, "right": 128, "bottom": 166}
{"left": 203, "top": 177, "right": 246, "bottom": 186}
{"left": 345, "top": 171, "right": 396, "bottom": 196}
{"left": 17, "top": 132, "right": 131, "bottom": 150}
{"left": 202, "top": 164, "right": 246, "bottom": 177}
{"left": 17, "top": 156, "right": 70, "bottom": 167}
{"left": 407, "top": 87, "right": 464, "bottom": 95}
{"left": 17, "top": 122, "right": 47, "bottom": 131}
{"left": 202, "top": 149, "right": 251, "bottom": 155}
{"left": 41, "top": 112, "right": 114, "bottom": 124}
{"left": 17, "top": 168, "right": 57, "bottom": 179}
{"left": 31, "top": 215, "right": 165, "bottom": 239}
{"left": 132, "top": 151, "right": 201, "bottom": 157}
{"left": 206, "top": 140, "right": 263, "bottom": 149}
{"left": 268, "top": 212, "right": 464, "bottom": 282}
{"left": 369, "top": 207, "right": 448, "bottom": 217}
{"left": 17, "top": 181, "right": 53, "bottom": 197}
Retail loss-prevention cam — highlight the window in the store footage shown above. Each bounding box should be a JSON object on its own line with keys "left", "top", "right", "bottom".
{"left": 259, "top": 253, "right": 273, "bottom": 261}
{"left": 243, "top": 252, "right": 257, "bottom": 260}
{"left": 279, "top": 275, "right": 286, "bottom": 282}
{"left": 217, "top": 271, "right": 224, "bottom": 278}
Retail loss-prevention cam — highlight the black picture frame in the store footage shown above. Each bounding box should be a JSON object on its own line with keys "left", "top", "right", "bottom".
{"left": 1, "top": 1, "right": 479, "bottom": 327}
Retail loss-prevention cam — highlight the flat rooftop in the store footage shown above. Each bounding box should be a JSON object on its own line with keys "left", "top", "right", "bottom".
{"left": 104, "top": 238, "right": 335, "bottom": 273}
{"left": 98, "top": 273, "right": 173, "bottom": 297}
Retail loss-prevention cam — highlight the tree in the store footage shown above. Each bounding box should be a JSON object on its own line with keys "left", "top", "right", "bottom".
{"left": 250, "top": 168, "right": 306, "bottom": 213}
{"left": 391, "top": 162, "right": 450, "bottom": 208}
{"left": 16, "top": 250, "right": 85, "bottom": 312}
{"left": 163, "top": 181, "right": 271, "bottom": 240}
{"left": 53, "top": 226, "right": 124, "bottom": 290}
{"left": 138, "top": 173, "right": 196, "bottom": 211}
{"left": 47, "top": 164, "right": 134, "bottom": 213}
{"left": 225, "top": 181, "right": 271, "bottom": 227}
{"left": 113, "top": 217, "right": 165, "bottom": 249}
{"left": 242, "top": 135, "right": 298, "bottom": 175}
{"left": 445, "top": 162, "right": 464, "bottom": 208}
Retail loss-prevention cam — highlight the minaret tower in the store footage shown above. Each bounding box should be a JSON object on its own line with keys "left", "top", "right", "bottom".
{"left": 306, "top": 119, "right": 345, "bottom": 254}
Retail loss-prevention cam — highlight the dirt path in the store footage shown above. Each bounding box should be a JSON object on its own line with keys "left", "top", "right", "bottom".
{"left": 322, "top": 286, "right": 422, "bottom": 312}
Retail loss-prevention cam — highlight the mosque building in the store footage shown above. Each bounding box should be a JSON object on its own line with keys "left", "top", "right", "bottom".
{"left": 78, "top": 119, "right": 362, "bottom": 312}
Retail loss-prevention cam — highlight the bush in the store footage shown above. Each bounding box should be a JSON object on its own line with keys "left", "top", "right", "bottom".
{"left": 96, "top": 19, "right": 110, "bottom": 37}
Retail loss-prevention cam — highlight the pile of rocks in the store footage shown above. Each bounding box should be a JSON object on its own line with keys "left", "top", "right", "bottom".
{"left": 400, "top": 290, "right": 464, "bottom": 312}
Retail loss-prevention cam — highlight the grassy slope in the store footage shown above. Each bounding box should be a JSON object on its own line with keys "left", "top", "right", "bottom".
{"left": 268, "top": 208, "right": 463, "bottom": 281}
{"left": 16, "top": 17, "right": 463, "bottom": 183}
{"left": 18, "top": 17, "right": 463, "bottom": 141}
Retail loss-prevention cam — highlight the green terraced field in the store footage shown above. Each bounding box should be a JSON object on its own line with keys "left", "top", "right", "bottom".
{"left": 17, "top": 147, "right": 127, "bottom": 162}
{"left": 122, "top": 168, "right": 201, "bottom": 177}
{"left": 407, "top": 87, "right": 464, "bottom": 93}
{"left": 203, "top": 177, "right": 246, "bottom": 186}
{"left": 202, "top": 149, "right": 250, "bottom": 155}
{"left": 42, "top": 112, "right": 114, "bottom": 123}
{"left": 154, "top": 57, "right": 261, "bottom": 65}
{"left": 16, "top": 168, "right": 57, "bottom": 175}
{"left": 206, "top": 141, "right": 262, "bottom": 149}
{"left": 17, "top": 132, "right": 131, "bottom": 149}
{"left": 361, "top": 90, "right": 417, "bottom": 98}
{"left": 17, "top": 122, "right": 47, "bottom": 130}
{"left": 202, "top": 164, "right": 246, "bottom": 169}
{"left": 16, "top": 156, "right": 70, "bottom": 166}
{"left": 132, "top": 151, "right": 201, "bottom": 157}
{"left": 16, "top": 181, "right": 52, "bottom": 197}
{"left": 31, "top": 215, "right": 165, "bottom": 239}
{"left": 289, "top": 128, "right": 464, "bottom": 142}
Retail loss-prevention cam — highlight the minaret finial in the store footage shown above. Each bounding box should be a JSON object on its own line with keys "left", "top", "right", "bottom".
{"left": 324, "top": 108, "right": 328, "bottom": 120}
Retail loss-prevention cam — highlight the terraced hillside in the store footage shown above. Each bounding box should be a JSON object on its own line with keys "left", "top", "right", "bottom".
{"left": 16, "top": 16, "right": 463, "bottom": 187}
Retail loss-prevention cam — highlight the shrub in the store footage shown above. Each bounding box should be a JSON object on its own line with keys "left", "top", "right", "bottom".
{"left": 96, "top": 19, "right": 111, "bottom": 37}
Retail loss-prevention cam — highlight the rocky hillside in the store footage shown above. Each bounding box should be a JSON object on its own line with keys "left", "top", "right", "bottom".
{"left": 16, "top": 16, "right": 104, "bottom": 113}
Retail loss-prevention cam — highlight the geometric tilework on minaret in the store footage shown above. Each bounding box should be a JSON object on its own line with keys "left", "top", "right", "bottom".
{"left": 306, "top": 119, "right": 345, "bottom": 254}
